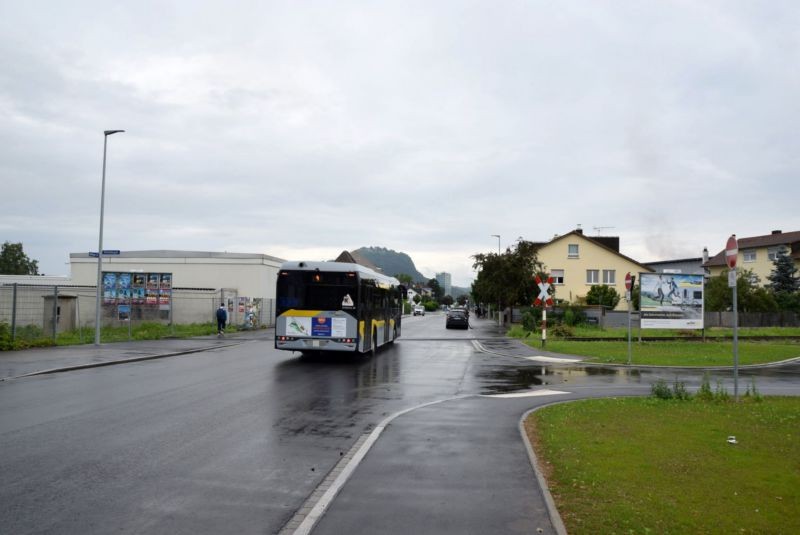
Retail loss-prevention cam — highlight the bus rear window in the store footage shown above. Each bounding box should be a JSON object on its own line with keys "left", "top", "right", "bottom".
{"left": 277, "top": 271, "right": 358, "bottom": 313}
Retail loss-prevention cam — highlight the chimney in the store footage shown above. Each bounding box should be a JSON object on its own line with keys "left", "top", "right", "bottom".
{"left": 576, "top": 224, "right": 583, "bottom": 235}
{"left": 702, "top": 247, "right": 709, "bottom": 264}
{"left": 772, "top": 230, "right": 782, "bottom": 235}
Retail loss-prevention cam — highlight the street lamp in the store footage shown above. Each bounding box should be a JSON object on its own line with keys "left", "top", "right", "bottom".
{"left": 94, "top": 129, "right": 125, "bottom": 345}
{"left": 490, "top": 234, "right": 500, "bottom": 254}
{"left": 490, "top": 234, "right": 501, "bottom": 326}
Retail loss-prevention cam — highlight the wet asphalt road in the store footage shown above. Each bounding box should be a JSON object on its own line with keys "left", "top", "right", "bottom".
{"left": 1, "top": 313, "right": 798, "bottom": 534}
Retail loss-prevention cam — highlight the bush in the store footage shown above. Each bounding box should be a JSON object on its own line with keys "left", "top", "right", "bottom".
{"left": 549, "top": 323, "right": 574, "bottom": 338}
{"left": 696, "top": 373, "right": 714, "bottom": 401}
{"left": 521, "top": 310, "right": 537, "bottom": 332}
{"left": 651, "top": 378, "right": 692, "bottom": 400}
{"left": 651, "top": 379, "right": 673, "bottom": 399}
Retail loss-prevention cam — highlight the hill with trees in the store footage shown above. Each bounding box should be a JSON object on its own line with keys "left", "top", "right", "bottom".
{"left": 351, "top": 247, "right": 428, "bottom": 282}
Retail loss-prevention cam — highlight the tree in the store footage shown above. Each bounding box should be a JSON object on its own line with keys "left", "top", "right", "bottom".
{"left": 767, "top": 248, "right": 799, "bottom": 294}
{"left": 0, "top": 242, "right": 39, "bottom": 275}
{"left": 427, "top": 278, "right": 443, "bottom": 302}
{"left": 441, "top": 295, "right": 454, "bottom": 306}
{"left": 394, "top": 273, "right": 414, "bottom": 286}
{"left": 585, "top": 285, "right": 621, "bottom": 309}
{"left": 766, "top": 248, "right": 800, "bottom": 311}
{"left": 705, "top": 269, "right": 778, "bottom": 312}
{"left": 471, "top": 240, "right": 543, "bottom": 309}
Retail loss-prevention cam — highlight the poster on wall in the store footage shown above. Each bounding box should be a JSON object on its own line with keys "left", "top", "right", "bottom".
{"left": 639, "top": 273, "right": 704, "bottom": 329}
{"left": 103, "top": 272, "right": 117, "bottom": 304}
{"left": 104, "top": 272, "right": 172, "bottom": 310}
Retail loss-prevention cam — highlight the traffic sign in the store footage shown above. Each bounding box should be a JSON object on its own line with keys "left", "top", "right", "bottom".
{"left": 534, "top": 275, "right": 554, "bottom": 307}
{"left": 725, "top": 235, "right": 738, "bottom": 269}
{"left": 625, "top": 272, "right": 632, "bottom": 291}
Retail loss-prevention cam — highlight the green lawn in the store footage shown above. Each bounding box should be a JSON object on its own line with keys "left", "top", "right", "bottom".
{"left": 1, "top": 322, "right": 241, "bottom": 350}
{"left": 527, "top": 397, "right": 800, "bottom": 534}
{"left": 539, "top": 339, "right": 800, "bottom": 366}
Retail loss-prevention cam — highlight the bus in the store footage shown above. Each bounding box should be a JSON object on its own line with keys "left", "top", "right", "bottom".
{"left": 275, "top": 261, "right": 405, "bottom": 355}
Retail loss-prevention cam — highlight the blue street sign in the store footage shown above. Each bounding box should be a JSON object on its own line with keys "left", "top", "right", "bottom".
{"left": 89, "top": 252, "right": 99, "bottom": 258}
{"left": 102, "top": 250, "right": 121, "bottom": 255}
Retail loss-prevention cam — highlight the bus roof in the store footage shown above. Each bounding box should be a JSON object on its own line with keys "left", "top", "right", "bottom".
{"left": 279, "top": 261, "right": 401, "bottom": 287}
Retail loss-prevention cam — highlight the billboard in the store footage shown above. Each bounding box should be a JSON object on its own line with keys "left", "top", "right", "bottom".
{"left": 639, "top": 273, "right": 704, "bottom": 329}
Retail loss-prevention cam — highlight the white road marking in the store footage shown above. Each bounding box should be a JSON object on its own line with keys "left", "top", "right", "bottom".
{"left": 485, "top": 389, "right": 570, "bottom": 399}
{"left": 524, "top": 355, "right": 582, "bottom": 363}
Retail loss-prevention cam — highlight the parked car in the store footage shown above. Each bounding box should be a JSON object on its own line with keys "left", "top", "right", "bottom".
{"left": 445, "top": 309, "right": 468, "bottom": 329}
{"left": 413, "top": 305, "right": 425, "bottom": 316}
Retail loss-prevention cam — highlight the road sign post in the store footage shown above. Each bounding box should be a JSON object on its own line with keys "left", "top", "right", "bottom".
{"left": 726, "top": 234, "right": 739, "bottom": 401}
{"left": 534, "top": 275, "right": 554, "bottom": 348}
{"left": 625, "top": 272, "right": 634, "bottom": 365}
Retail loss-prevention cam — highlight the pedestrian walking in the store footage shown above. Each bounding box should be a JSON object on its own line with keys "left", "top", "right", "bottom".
{"left": 216, "top": 304, "right": 228, "bottom": 336}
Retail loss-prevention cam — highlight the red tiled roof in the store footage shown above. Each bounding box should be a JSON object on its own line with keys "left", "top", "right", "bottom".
{"left": 704, "top": 231, "right": 800, "bottom": 266}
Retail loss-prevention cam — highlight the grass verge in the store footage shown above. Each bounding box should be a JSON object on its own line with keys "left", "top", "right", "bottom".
{"left": 1, "top": 322, "right": 242, "bottom": 350}
{"left": 537, "top": 339, "right": 800, "bottom": 366}
{"left": 526, "top": 396, "right": 800, "bottom": 534}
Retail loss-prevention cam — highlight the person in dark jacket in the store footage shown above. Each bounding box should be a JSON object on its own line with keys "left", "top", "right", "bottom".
{"left": 216, "top": 304, "right": 228, "bottom": 336}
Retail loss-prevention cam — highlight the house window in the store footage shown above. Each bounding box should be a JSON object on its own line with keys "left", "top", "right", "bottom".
{"left": 551, "top": 269, "right": 564, "bottom": 284}
{"left": 743, "top": 250, "right": 756, "bottom": 263}
{"left": 768, "top": 246, "right": 786, "bottom": 261}
{"left": 568, "top": 244, "right": 579, "bottom": 258}
{"left": 586, "top": 270, "right": 599, "bottom": 284}
{"left": 602, "top": 270, "right": 616, "bottom": 284}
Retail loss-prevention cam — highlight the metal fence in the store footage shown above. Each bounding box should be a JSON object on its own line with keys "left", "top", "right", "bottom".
{"left": 0, "top": 283, "right": 275, "bottom": 346}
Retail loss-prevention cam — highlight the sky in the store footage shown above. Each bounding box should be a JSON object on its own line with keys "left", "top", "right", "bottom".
{"left": 2, "top": 1, "right": 799, "bottom": 287}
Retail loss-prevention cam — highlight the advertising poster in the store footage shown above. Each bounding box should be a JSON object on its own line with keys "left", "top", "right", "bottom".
{"left": 103, "top": 272, "right": 117, "bottom": 304}
{"left": 640, "top": 273, "right": 704, "bottom": 329}
{"left": 132, "top": 273, "right": 146, "bottom": 288}
{"left": 160, "top": 273, "right": 172, "bottom": 289}
{"left": 132, "top": 287, "right": 145, "bottom": 304}
{"left": 146, "top": 288, "right": 159, "bottom": 305}
{"left": 147, "top": 274, "right": 159, "bottom": 289}
{"left": 118, "top": 304, "right": 130, "bottom": 321}
{"left": 331, "top": 317, "right": 347, "bottom": 338}
{"left": 286, "top": 317, "right": 311, "bottom": 337}
{"left": 159, "top": 289, "right": 171, "bottom": 308}
{"left": 312, "top": 316, "right": 332, "bottom": 337}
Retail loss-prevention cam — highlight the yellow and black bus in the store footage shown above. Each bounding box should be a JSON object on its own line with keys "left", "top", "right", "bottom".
{"left": 275, "top": 261, "right": 404, "bottom": 356}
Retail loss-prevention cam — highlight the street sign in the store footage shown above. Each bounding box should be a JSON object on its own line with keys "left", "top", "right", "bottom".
{"left": 725, "top": 235, "right": 738, "bottom": 269}
{"left": 102, "top": 249, "right": 121, "bottom": 255}
{"left": 534, "top": 275, "right": 554, "bottom": 307}
{"left": 625, "top": 272, "right": 632, "bottom": 291}
{"left": 89, "top": 252, "right": 99, "bottom": 258}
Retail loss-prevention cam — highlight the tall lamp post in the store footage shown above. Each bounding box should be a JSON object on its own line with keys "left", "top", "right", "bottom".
{"left": 94, "top": 129, "right": 125, "bottom": 345}
{"left": 490, "top": 234, "right": 501, "bottom": 326}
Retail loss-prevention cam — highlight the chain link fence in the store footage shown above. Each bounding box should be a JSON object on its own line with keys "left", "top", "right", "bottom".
{"left": 0, "top": 283, "right": 275, "bottom": 347}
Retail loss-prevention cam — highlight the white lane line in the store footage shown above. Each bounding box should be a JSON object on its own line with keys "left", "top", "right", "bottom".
{"left": 484, "top": 389, "right": 570, "bottom": 399}
{"left": 524, "top": 355, "right": 582, "bottom": 363}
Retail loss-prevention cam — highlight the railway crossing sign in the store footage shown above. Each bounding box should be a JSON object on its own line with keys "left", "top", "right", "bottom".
{"left": 534, "top": 275, "right": 554, "bottom": 307}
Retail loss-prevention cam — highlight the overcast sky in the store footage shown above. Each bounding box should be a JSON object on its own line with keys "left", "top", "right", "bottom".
{"left": 2, "top": 1, "right": 798, "bottom": 287}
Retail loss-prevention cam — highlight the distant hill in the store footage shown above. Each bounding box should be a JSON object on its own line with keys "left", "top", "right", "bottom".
{"left": 352, "top": 247, "right": 429, "bottom": 283}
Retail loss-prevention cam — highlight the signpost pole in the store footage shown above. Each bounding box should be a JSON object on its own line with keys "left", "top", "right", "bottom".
{"left": 726, "top": 234, "right": 739, "bottom": 402}
{"left": 732, "top": 273, "right": 739, "bottom": 401}
{"left": 542, "top": 305, "right": 546, "bottom": 349}
{"left": 625, "top": 272, "right": 634, "bottom": 366}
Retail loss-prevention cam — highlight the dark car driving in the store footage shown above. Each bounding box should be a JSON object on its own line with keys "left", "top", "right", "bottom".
{"left": 445, "top": 308, "right": 469, "bottom": 329}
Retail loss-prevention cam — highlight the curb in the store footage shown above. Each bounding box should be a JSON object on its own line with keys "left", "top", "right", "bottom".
{"left": 519, "top": 404, "right": 569, "bottom": 535}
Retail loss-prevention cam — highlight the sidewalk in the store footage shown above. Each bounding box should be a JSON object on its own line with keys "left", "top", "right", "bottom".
{"left": 0, "top": 329, "right": 270, "bottom": 380}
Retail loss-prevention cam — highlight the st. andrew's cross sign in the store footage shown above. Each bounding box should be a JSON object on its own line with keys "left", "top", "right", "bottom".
{"left": 534, "top": 275, "right": 554, "bottom": 307}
